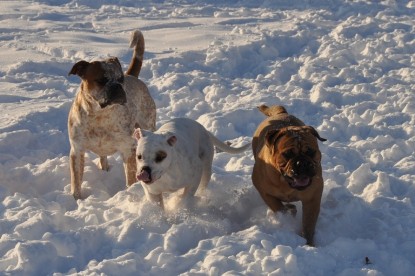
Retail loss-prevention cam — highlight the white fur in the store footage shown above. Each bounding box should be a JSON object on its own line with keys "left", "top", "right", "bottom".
{"left": 133, "top": 118, "right": 250, "bottom": 209}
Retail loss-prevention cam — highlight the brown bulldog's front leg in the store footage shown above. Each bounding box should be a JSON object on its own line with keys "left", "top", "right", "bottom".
{"left": 260, "top": 193, "right": 286, "bottom": 213}
{"left": 301, "top": 196, "right": 322, "bottom": 246}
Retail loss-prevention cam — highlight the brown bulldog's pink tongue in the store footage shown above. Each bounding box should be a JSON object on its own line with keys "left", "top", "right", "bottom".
{"left": 293, "top": 177, "right": 310, "bottom": 187}
{"left": 136, "top": 170, "right": 151, "bottom": 183}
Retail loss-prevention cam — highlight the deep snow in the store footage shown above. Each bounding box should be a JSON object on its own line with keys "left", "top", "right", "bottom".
{"left": 0, "top": 0, "right": 414, "bottom": 275}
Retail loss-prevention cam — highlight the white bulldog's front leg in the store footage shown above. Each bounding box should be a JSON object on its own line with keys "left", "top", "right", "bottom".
{"left": 143, "top": 187, "right": 164, "bottom": 209}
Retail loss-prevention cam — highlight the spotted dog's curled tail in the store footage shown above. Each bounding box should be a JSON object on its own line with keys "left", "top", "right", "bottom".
{"left": 126, "top": 30, "right": 145, "bottom": 77}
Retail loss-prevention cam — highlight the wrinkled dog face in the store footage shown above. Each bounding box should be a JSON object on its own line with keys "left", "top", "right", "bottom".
{"left": 277, "top": 138, "right": 319, "bottom": 190}
{"left": 69, "top": 57, "right": 127, "bottom": 108}
{"left": 267, "top": 126, "right": 325, "bottom": 190}
{"left": 133, "top": 129, "right": 177, "bottom": 185}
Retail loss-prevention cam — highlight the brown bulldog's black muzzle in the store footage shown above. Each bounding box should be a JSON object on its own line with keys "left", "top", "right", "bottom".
{"left": 285, "top": 157, "right": 316, "bottom": 190}
{"left": 291, "top": 157, "right": 316, "bottom": 178}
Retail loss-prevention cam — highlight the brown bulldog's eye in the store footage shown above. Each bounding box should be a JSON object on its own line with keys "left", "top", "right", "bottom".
{"left": 155, "top": 151, "right": 167, "bottom": 163}
{"left": 282, "top": 150, "right": 295, "bottom": 160}
{"left": 305, "top": 148, "right": 316, "bottom": 158}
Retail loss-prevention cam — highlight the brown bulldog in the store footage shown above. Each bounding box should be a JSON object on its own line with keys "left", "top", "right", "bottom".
{"left": 251, "top": 105, "right": 326, "bottom": 246}
{"left": 68, "top": 30, "right": 156, "bottom": 200}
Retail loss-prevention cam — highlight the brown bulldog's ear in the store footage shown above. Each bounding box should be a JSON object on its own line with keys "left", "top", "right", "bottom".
{"left": 265, "top": 129, "right": 285, "bottom": 148}
{"left": 305, "top": 126, "right": 327, "bottom": 142}
{"left": 69, "top": 60, "right": 90, "bottom": 78}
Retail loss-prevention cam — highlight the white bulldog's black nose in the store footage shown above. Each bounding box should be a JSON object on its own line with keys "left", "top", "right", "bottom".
{"left": 141, "top": 166, "right": 151, "bottom": 175}
{"left": 136, "top": 166, "right": 152, "bottom": 184}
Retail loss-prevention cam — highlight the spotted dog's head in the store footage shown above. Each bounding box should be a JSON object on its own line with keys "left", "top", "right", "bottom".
{"left": 69, "top": 57, "right": 126, "bottom": 108}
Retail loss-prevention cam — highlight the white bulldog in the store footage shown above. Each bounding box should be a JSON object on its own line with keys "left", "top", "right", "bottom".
{"left": 132, "top": 118, "right": 250, "bottom": 209}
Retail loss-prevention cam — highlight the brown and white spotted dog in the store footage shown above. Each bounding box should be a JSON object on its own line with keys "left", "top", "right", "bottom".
{"left": 68, "top": 30, "right": 156, "bottom": 200}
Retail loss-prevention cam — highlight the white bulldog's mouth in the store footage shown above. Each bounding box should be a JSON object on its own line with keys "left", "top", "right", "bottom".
{"left": 136, "top": 169, "right": 153, "bottom": 185}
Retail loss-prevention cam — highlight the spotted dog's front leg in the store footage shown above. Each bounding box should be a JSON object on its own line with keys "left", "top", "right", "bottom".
{"left": 70, "top": 148, "right": 85, "bottom": 200}
{"left": 123, "top": 149, "right": 137, "bottom": 187}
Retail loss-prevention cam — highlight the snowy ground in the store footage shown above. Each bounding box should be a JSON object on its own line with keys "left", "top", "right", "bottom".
{"left": 0, "top": 0, "right": 415, "bottom": 275}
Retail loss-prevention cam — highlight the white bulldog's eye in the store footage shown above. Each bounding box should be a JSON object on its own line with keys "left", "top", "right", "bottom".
{"left": 155, "top": 151, "right": 167, "bottom": 163}
{"left": 137, "top": 154, "right": 142, "bottom": 160}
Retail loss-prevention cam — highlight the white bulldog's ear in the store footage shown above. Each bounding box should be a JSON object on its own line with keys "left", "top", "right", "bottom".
{"left": 167, "top": 135, "right": 177, "bottom": 146}
{"left": 133, "top": 128, "right": 142, "bottom": 140}
{"left": 133, "top": 128, "right": 148, "bottom": 140}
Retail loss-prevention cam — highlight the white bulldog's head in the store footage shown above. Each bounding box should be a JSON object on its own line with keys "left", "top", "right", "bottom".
{"left": 133, "top": 128, "right": 177, "bottom": 185}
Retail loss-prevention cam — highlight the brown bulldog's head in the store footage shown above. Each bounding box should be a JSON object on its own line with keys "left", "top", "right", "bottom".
{"left": 69, "top": 57, "right": 127, "bottom": 108}
{"left": 266, "top": 126, "right": 326, "bottom": 190}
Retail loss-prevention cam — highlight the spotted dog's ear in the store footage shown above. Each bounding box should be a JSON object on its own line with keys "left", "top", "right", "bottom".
{"left": 69, "top": 60, "right": 90, "bottom": 78}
